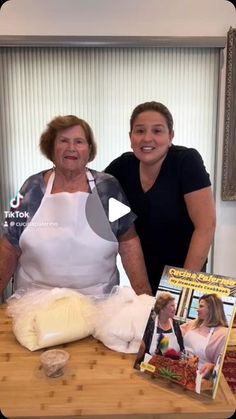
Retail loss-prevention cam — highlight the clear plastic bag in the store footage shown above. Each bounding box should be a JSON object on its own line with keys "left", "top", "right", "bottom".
{"left": 92, "top": 286, "right": 155, "bottom": 353}
{"left": 7, "top": 287, "right": 96, "bottom": 351}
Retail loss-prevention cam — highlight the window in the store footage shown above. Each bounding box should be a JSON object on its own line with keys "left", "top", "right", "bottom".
{"left": 187, "top": 290, "right": 235, "bottom": 324}
{"left": 0, "top": 46, "right": 220, "bottom": 296}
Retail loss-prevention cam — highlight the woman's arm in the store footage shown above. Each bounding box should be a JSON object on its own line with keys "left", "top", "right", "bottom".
{"left": 200, "top": 328, "right": 228, "bottom": 378}
{"left": 0, "top": 235, "right": 21, "bottom": 295}
{"left": 199, "top": 362, "right": 215, "bottom": 378}
{"left": 205, "top": 327, "right": 228, "bottom": 365}
{"left": 118, "top": 225, "right": 152, "bottom": 295}
{"left": 180, "top": 320, "right": 194, "bottom": 335}
{"left": 183, "top": 186, "right": 216, "bottom": 271}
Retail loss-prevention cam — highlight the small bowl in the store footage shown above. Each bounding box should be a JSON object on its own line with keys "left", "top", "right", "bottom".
{"left": 40, "top": 349, "right": 70, "bottom": 378}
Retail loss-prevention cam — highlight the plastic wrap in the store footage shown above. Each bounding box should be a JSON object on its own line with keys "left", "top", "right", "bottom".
{"left": 92, "top": 286, "right": 155, "bottom": 353}
{"left": 7, "top": 288, "right": 96, "bottom": 351}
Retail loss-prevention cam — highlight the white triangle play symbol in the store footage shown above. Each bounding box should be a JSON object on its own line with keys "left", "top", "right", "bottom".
{"left": 108, "top": 198, "right": 131, "bottom": 222}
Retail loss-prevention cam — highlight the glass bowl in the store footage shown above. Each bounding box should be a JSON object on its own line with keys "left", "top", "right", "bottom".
{"left": 40, "top": 349, "right": 70, "bottom": 378}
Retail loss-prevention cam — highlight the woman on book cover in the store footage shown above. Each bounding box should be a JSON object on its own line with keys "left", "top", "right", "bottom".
{"left": 181, "top": 293, "right": 228, "bottom": 378}
{"left": 135, "top": 292, "right": 184, "bottom": 365}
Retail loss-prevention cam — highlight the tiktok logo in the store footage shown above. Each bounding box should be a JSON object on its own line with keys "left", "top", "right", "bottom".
{"left": 3, "top": 192, "right": 28, "bottom": 228}
{"left": 10, "top": 192, "right": 24, "bottom": 209}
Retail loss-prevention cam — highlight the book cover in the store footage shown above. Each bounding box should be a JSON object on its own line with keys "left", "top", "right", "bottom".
{"left": 134, "top": 265, "right": 236, "bottom": 398}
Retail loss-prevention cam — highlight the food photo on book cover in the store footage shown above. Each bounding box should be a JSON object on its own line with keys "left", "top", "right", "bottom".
{"left": 134, "top": 265, "right": 236, "bottom": 398}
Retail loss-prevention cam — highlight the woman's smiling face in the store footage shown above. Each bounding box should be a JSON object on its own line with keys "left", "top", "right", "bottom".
{"left": 162, "top": 299, "right": 176, "bottom": 319}
{"left": 53, "top": 125, "right": 90, "bottom": 173}
{"left": 130, "top": 111, "right": 174, "bottom": 166}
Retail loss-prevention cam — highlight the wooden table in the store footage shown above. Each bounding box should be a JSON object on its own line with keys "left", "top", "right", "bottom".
{"left": 0, "top": 305, "right": 235, "bottom": 419}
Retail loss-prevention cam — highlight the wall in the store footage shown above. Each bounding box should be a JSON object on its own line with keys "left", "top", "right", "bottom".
{"left": 0, "top": 0, "right": 235, "bottom": 37}
{"left": 0, "top": 0, "right": 236, "bottom": 277}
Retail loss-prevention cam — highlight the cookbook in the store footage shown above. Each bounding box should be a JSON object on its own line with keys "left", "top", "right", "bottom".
{"left": 134, "top": 265, "right": 236, "bottom": 398}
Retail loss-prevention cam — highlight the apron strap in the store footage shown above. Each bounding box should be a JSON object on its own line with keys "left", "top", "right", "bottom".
{"left": 86, "top": 169, "right": 96, "bottom": 190}
{"left": 45, "top": 169, "right": 95, "bottom": 195}
{"left": 45, "top": 171, "right": 55, "bottom": 195}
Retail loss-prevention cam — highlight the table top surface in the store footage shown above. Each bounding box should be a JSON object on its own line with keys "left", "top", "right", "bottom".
{"left": 0, "top": 305, "right": 235, "bottom": 419}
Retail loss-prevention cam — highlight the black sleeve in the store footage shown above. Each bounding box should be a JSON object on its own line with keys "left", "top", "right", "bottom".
{"left": 180, "top": 148, "right": 211, "bottom": 195}
{"left": 104, "top": 153, "right": 131, "bottom": 185}
{"left": 142, "top": 311, "right": 155, "bottom": 353}
{"left": 173, "top": 319, "right": 185, "bottom": 352}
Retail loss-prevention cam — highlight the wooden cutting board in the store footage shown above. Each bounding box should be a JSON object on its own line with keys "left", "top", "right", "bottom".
{"left": 0, "top": 304, "right": 235, "bottom": 419}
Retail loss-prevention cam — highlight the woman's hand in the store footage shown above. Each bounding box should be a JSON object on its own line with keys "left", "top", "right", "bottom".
{"left": 199, "top": 362, "right": 215, "bottom": 378}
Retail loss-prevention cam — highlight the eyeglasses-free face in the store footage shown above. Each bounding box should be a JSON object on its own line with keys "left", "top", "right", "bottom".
{"left": 53, "top": 125, "right": 90, "bottom": 174}
{"left": 130, "top": 111, "right": 174, "bottom": 167}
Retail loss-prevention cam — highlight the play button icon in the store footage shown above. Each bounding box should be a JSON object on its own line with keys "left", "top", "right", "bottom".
{"left": 108, "top": 198, "right": 131, "bottom": 222}
{"left": 85, "top": 177, "right": 135, "bottom": 242}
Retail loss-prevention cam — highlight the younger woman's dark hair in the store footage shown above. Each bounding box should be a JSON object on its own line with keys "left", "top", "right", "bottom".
{"left": 130, "top": 101, "right": 174, "bottom": 134}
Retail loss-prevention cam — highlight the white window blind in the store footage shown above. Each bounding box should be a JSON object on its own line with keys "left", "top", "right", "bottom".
{"left": 0, "top": 46, "right": 219, "bottom": 292}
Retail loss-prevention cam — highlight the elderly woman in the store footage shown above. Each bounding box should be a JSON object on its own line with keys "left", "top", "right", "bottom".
{"left": 135, "top": 292, "right": 184, "bottom": 365}
{"left": 181, "top": 294, "right": 228, "bottom": 378}
{"left": 0, "top": 115, "right": 151, "bottom": 297}
{"left": 105, "top": 101, "right": 216, "bottom": 295}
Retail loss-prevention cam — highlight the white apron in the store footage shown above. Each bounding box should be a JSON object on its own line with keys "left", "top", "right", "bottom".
{"left": 149, "top": 316, "right": 180, "bottom": 355}
{"left": 183, "top": 327, "right": 215, "bottom": 370}
{"left": 15, "top": 170, "right": 119, "bottom": 295}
